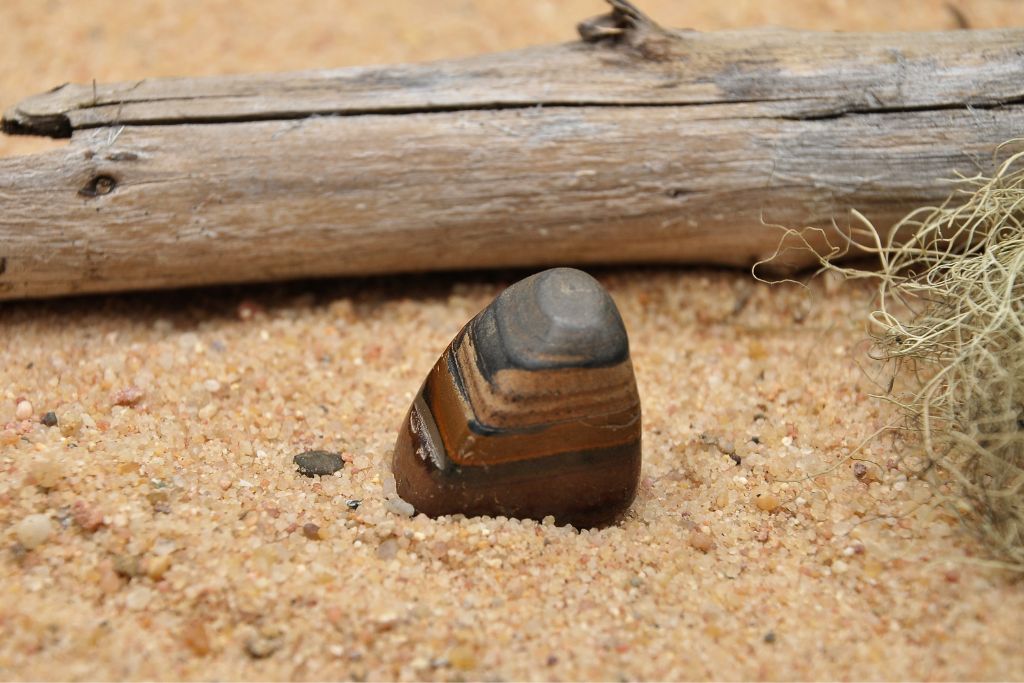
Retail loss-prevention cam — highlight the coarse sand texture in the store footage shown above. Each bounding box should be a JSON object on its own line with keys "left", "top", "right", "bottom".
{"left": 2, "top": 271, "right": 1024, "bottom": 680}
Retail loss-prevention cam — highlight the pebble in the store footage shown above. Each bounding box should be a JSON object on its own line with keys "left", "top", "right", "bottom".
{"left": 377, "top": 538, "right": 399, "bottom": 560}
{"left": 40, "top": 411, "right": 58, "bottom": 427}
{"left": 28, "top": 456, "right": 63, "bottom": 489}
{"left": 113, "top": 554, "right": 144, "bottom": 579}
{"left": 386, "top": 496, "right": 415, "bottom": 517}
{"left": 381, "top": 463, "right": 398, "bottom": 495}
{"left": 293, "top": 450, "right": 344, "bottom": 477}
{"left": 689, "top": 531, "right": 715, "bottom": 552}
{"left": 755, "top": 493, "right": 781, "bottom": 512}
{"left": 147, "top": 488, "right": 172, "bottom": 512}
{"left": 181, "top": 621, "right": 212, "bottom": 657}
{"left": 14, "top": 514, "right": 53, "bottom": 550}
{"left": 448, "top": 645, "right": 477, "bottom": 671}
{"left": 71, "top": 500, "right": 105, "bottom": 532}
{"left": 15, "top": 400, "right": 33, "bottom": 420}
{"left": 59, "top": 408, "right": 84, "bottom": 436}
{"left": 245, "top": 634, "right": 283, "bottom": 659}
{"left": 111, "top": 385, "right": 145, "bottom": 407}
{"left": 237, "top": 299, "right": 263, "bottom": 321}
{"left": 302, "top": 523, "right": 322, "bottom": 540}
{"left": 146, "top": 554, "right": 173, "bottom": 580}
{"left": 125, "top": 586, "right": 153, "bottom": 610}
{"left": 98, "top": 566, "right": 122, "bottom": 595}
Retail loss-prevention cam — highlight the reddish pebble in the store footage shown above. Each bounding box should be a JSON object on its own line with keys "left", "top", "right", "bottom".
{"left": 325, "top": 605, "right": 345, "bottom": 626}
{"left": 237, "top": 299, "right": 264, "bottom": 321}
{"left": 72, "top": 500, "right": 106, "bottom": 532}
{"left": 112, "top": 385, "right": 145, "bottom": 407}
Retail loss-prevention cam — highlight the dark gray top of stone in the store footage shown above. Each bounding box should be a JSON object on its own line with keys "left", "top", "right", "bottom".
{"left": 469, "top": 267, "right": 629, "bottom": 380}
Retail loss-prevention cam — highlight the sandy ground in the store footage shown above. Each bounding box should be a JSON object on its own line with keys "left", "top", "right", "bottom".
{"left": 2, "top": 1, "right": 1023, "bottom": 680}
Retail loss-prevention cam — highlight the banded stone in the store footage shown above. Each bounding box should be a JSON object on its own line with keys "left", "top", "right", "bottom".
{"left": 391, "top": 267, "right": 641, "bottom": 528}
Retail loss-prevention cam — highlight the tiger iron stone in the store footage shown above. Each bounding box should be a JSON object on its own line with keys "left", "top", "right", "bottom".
{"left": 392, "top": 267, "right": 641, "bottom": 528}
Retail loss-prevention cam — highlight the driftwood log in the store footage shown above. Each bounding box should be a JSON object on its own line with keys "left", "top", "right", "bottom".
{"left": 1, "top": 1, "right": 1023, "bottom": 299}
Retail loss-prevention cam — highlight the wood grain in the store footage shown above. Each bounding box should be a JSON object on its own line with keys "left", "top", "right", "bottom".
{"left": 1, "top": 1, "right": 1022, "bottom": 299}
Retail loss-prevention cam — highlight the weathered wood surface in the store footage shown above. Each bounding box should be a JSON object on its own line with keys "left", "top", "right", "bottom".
{"left": 1, "top": 1, "right": 1023, "bottom": 299}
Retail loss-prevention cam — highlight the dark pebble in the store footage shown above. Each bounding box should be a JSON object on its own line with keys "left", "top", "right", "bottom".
{"left": 9, "top": 543, "right": 27, "bottom": 565}
{"left": 245, "top": 635, "right": 283, "bottom": 659}
{"left": 346, "top": 499, "right": 361, "bottom": 510}
{"left": 40, "top": 412, "right": 58, "bottom": 427}
{"left": 113, "top": 554, "right": 143, "bottom": 579}
{"left": 293, "top": 450, "right": 344, "bottom": 477}
{"left": 763, "top": 631, "right": 776, "bottom": 644}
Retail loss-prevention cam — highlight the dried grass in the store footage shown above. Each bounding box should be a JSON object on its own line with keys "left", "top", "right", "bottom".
{"left": 757, "top": 142, "right": 1024, "bottom": 572}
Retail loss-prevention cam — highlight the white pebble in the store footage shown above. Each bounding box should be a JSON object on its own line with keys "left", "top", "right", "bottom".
{"left": 15, "top": 400, "right": 33, "bottom": 420}
{"left": 386, "top": 496, "right": 415, "bottom": 518}
{"left": 177, "top": 332, "right": 199, "bottom": 349}
{"left": 124, "top": 587, "right": 154, "bottom": 610}
{"left": 15, "top": 514, "right": 53, "bottom": 549}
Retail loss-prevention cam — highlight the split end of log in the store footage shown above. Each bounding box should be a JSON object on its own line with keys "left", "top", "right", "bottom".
{"left": 3, "top": 84, "right": 76, "bottom": 138}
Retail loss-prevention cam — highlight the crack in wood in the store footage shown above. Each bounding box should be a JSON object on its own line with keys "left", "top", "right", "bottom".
{"left": 5, "top": 97, "right": 822, "bottom": 137}
{"left": 783, "top": 95, "right": 1024, "bottom": 121}
{"left": 9, "top": 93, "right": 1023, "bottom": 139}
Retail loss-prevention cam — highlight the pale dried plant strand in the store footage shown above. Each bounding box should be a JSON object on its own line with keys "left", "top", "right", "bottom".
{"left": 757, "top": 142, "right": 1024, "bottom": 572}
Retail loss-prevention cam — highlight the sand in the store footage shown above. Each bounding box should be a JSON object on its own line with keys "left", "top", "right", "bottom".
{"left": 2, "top": 1, "right": 1023, "bottom": 680}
